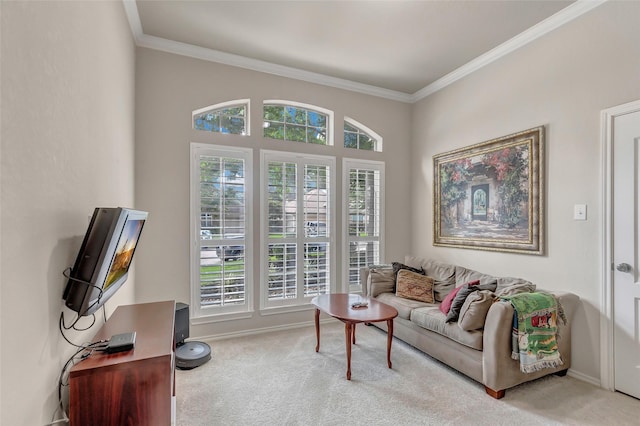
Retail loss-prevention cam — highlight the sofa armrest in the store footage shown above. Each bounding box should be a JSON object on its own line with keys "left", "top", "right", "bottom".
{"left": 360, "top": 265, "right": 394, "bottom": 298}
{"left": 537, "top": 290, "right": 580, "bottom": 323}
{"left": 482, "top": 291, "right": 579, "bottom": 392}
{"left": 360, "top": 267, "right": 371, "bottom": 297}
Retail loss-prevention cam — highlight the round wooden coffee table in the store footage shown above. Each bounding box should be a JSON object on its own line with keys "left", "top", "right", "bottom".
{"left": 311, "top": 293, "right": 398, "bottom": 380}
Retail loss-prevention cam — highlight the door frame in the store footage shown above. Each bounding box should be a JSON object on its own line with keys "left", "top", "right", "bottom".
{"left": 600, "top": 99, "right": 640, "bottom": 391}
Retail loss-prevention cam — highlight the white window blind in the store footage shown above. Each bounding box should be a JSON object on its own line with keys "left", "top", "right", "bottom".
{"left": 344, "top": 159, "right": 384, "bottom": 292}
{"left": 262, "top": 151, "right": 335, "bottom": 309}
{"left": 191, "top": 144, "right": 252, "bottom": 317}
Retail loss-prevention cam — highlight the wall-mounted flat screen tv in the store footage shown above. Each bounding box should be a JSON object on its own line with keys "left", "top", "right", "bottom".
{"left": 63, "top": 207, "right": 148, "bottom": 316}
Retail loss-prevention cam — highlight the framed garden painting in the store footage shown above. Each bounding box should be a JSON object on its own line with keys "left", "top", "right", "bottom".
{"left": 433, "top": 126, "right": 544, "bottom": 255}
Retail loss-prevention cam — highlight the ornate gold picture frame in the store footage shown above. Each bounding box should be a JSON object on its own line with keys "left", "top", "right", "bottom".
{"left": 433, "top": 126, "right": 544, "bottom": 255}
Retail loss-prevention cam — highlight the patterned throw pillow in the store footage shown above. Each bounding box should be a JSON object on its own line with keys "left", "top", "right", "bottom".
{"left": 395, "top": 270, "right": 435, "bottom": 304}
{"left": 403, "top": 257, "right": 456, "bottom": 302}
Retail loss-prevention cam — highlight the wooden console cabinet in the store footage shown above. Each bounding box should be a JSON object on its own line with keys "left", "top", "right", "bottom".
{"left": 69, "top": 301, "right": 176, "bottom": 426}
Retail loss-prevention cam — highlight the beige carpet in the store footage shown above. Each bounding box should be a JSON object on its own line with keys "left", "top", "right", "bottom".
{"left": 176, "top": 322, "right": 640, "bottom": 425}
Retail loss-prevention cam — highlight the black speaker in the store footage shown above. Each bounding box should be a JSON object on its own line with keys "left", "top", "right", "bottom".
{"left": 174, "top": 302, "right": 211, "bottom": 369}
{"left": 175, "top": 302, "right": 189, "bottom": 345}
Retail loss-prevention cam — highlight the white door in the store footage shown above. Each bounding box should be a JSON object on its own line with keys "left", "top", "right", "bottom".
{"left": 613, "top": 106, "right": 640, "bottom": 399}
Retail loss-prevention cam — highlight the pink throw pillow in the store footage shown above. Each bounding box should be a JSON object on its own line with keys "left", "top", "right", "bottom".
{"left": 439, "top": 280, "right": 480, "bottom": 314}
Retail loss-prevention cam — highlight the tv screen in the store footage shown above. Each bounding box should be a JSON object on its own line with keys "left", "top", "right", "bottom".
{"left": 63, "top": 207, "right": 148, "bottom": 316}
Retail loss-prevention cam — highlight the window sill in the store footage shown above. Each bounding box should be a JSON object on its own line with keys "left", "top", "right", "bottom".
{"left": 259, "top": 303, "right": 315, "bottom": 316}
{"left": 191, "top": 310, "right": 255, "bottom": 325}
{"left": 191, "top": 301, "right": 337, "bottom": 323}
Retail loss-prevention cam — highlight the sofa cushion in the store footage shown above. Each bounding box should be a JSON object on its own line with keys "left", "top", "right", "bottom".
{"left": 455, "top": 265, "right": 497, "bottom": 286}
{"left": 405, "top": 256, "right": 456, "bottom": 302}
{"left": 395, "top": 270, "right": 434, "bottom": 303}
{"left": 367, "top": 267, "right": 395, "bottom": 297}
{"left": 445, "top": 280, "right": 497, "bottom": 323}
{"left": 375, "top": 292, "right": 434, "bottom": 320}
{"left": 410, "top": 307, "right": 484, "bottom": 350}
{"left": 458, "top": 290, "right": 497, "bottom": 331}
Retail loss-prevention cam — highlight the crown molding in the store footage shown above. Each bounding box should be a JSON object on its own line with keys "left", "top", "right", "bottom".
{"left": 135, "top": 33, "right": 414, "bottom": 103}
{"left": 123, "top": 0, "right": 606, "bottom": 104}
{"left": 410, "top": 0, "right": 607, "bottom": 102}
{"left": 122, "top": 0, "right": 143, "bottom": 41}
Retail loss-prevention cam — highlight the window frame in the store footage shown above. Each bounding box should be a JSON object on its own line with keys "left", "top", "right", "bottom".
{"left": 190, "top": 143, "right": 254, "bottom": 322}
{"left": 193, "top": 99, "right": 250, "bottom": 136}
{"left": 260, "top": 149, "right": 336, "bottom": 312}
{"left": 262, "top": 100, "right": 334, "bottom": 146}
{"left": 342, "top": 158, "right": 385, "bottom": 293}
{"left": 344, "top": 117, "right": 383, "bottom": 152}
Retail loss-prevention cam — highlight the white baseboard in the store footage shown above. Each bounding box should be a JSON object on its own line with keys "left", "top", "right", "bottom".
{"left": 568, "top": 369, "right": 600, "bottom": 388}
{"left": 193, "top": 318, "right": 334, "bottom": 342}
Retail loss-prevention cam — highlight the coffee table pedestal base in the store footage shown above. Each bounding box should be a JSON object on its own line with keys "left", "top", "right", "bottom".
{"left": 313, "top": 300, "right": 396, "bottom": 380}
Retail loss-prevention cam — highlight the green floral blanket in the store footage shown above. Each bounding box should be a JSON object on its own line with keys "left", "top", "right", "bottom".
{"left": 500, "top": 292, "right": 566, "bottom": 373}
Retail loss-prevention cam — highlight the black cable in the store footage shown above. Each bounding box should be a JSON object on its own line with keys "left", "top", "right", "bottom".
{"left": 60, "top": 309, "right": 96, "bottom": 333}
{"left": 58, "top": 313, "right": 110, "bottom": 350}
{"left": 60, "top": 266, "right": 112, "bottom": 348}
{"left": 71, "top": 314, "right": 96, "bottom": 332}
{"left": 59, "top": 313, "right": 97, "bottom": 349}
{"left": 55, "top": 346, "right": 85, "bottom": 423}
{"left": 52, "top": 268, "right": 111, "bottom": 424}
{"left": 54, "top": 340, "right": 110, "bottom": 425}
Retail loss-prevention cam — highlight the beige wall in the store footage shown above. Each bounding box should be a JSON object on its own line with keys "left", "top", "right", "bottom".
{"left": 0, "top": 2, "right": 136, "bottom": 424}
{"left": 2, "top": 2, "right": 638, "bottom": 423}
{"left": 411, "top": 0, "right": 640, "bottom": 383}
{"left": 134, "top": 48, "right": 412, "bottom": 338}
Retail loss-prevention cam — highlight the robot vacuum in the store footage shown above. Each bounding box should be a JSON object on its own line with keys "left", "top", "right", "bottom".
{"left": 176, "top": 341, "right": 211, "bottom": 370}
{"left": 175, "top": 302, "right": 212, "bottom": 370}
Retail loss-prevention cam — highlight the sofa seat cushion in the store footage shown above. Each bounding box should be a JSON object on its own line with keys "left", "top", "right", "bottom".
{"left": 375, "top": 293, "right": 435, "bottom": 320}
{"left": 410, "top": 306, "right": 484, "bottom": 350}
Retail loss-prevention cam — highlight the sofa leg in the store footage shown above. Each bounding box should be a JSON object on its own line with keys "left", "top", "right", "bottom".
{"left": 485, "top": 387, "right": 505, "bottom": 399}
{"left": 554, "top": 369, "right": 568, "bottom": 377}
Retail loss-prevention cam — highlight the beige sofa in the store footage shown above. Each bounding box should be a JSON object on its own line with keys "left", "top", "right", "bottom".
{"left": 361, "top": 256, "right": 579, "bottom": 399}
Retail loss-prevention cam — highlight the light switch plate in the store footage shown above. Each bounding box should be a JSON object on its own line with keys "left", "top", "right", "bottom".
{"left": 574, "top": 204, "right": 587, "bottom": 220}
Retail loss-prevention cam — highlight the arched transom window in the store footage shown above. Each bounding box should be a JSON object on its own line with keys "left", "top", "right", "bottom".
{"left": 263, "top": 101, "right": 332, "bottom": 145}
{"left": 344, "top": 117, "right": 382, "bottom": 152}
{"left": 193, "top": 100, "right": 249, "bottom": 135}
